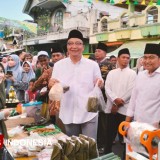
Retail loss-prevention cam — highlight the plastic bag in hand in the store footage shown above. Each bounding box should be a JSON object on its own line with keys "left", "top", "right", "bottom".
{"left": 87, "top": 82, "right": 106, "bottom": 113}
{"left": 49, "top": 83, "right": 63, "bottom": 101}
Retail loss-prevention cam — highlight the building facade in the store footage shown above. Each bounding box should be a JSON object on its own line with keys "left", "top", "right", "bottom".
{"left": 90, "top": 3, "right": 160, "bottom": 67}
{"left": 23, "top": 0, "right": 126, "bottom": 55}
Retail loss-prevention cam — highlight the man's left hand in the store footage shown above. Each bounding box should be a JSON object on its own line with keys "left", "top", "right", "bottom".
{"left": 96, "top": 78, "right": 104, "bottom": 88}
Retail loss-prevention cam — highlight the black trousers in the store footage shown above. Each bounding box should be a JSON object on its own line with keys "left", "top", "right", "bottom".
{"left": 104, "top": 113, "right": 126, "bottom": 154}
{"left": 97, "top": 112, "right": 106, "bottom": 148}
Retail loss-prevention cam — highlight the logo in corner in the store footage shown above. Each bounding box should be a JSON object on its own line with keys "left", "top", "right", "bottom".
{"left": 0, "top": 135, "right": 4, "bottom": 149}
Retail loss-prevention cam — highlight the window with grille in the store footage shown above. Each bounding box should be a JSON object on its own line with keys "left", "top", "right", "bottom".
{"left": 54, "top": 10, "right": 63, "bottom": 29}
{"left": 121, "top": 13, "right": 129, "bottom": 28}
{"left": 101, "top": 19, "right": 107, "bottom": 31}
{"left": 147, "top": 7, "right": 158, "bottom": 24}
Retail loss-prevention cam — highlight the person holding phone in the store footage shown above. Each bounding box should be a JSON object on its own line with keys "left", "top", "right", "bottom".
{"left": 5, "top": 54, "right": 22, "bottom": 99}
{"left": 6, "top": 71, "right": 13, "bottom": 77}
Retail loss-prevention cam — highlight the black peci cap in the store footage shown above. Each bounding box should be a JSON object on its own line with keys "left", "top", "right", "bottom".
{"left": 144, "top": 43, "right": 160, "bottom": 56}
{"left": 68, "top": 29, "right": 83, "bottom": 42}
{"left": 96, "top": 42, "right": 108, "bottom": 53}
{"left": 118, "top": 48, "right": 130, "bottom": 57}
{"left": 51, "top": 43, "right": 64, "bottom": 54}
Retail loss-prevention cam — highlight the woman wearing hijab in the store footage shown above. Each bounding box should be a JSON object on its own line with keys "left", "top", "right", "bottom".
{"left": 5, "top": 54, "right": 23, "bottom": 100}
{"left": 22, "top": 61, "right": 35, "bottom": 83}
{"left": 0, "top": 63, "right": 10, "bottom": 138}
{"left": 16, "top": 61, "right": 35, "bottom": 102}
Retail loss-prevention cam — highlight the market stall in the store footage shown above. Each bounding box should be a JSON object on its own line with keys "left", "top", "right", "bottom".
{"left": 3, "top": 112, "right": 99, "bottom": 160}
{"left": 2, "top": 79, "right": 101, "bottom": 160}
{"left": 4, "top": 115, "right": 66, "bottom": 160}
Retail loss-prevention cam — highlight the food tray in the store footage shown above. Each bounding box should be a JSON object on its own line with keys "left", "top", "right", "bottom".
{"left": 26, "top": 125, "right": 61, "bottom": 136}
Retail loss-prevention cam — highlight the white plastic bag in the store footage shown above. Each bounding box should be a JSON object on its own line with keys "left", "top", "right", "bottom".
{"left": 125, "top": 122, "right": 156, "bottom": 155}
{"left": 48, "top": 83, "right": 63, "bottom": 115}
{"left": 87, "top": 82, "right": 106, "bottom": 112}
{"left": 49, "top": 83, "right": 63, "bottom": 101}
{"left": 8, "top": 126, "right": 24, "bottom": 137}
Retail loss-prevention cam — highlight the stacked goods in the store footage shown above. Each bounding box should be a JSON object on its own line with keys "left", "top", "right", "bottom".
{"left": 9, "top": 136, "right": 58, "bottom": 158}
{"left": 7, "top": 124, "right": 61, "bottom": 158}
{"left": 50, "top": 134, "right": 99, "bottom": 160}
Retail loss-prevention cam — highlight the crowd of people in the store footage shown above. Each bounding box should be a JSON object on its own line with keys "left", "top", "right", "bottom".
{"left": 0, "top": 29, "right": 160, "bottom": 159}
{"left": 0, "top": 42, "right": 65, "bottom": 139}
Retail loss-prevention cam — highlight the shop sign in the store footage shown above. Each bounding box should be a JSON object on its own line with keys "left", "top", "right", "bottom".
{"left": 96, "top": 34, "right": 108, "bottom": 41}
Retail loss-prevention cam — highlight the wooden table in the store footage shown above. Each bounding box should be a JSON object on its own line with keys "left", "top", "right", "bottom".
{"left": 4, "top": 117, "right": 66, "bottom": 160}
{"left": 4, "top": 117, "right": 36, "bottom": 160}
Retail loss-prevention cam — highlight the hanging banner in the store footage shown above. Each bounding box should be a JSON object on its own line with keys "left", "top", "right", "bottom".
{"left": 62, "top": 0, "right": 160, "bottom": 5}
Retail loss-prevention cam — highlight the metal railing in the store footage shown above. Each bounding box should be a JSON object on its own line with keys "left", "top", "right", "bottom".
{"left": 23, "top": 27, "right": 90, "bottom": 42}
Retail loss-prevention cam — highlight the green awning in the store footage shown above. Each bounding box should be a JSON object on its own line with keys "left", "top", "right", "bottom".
{"left": 107, "top": 40, "right": 160, "bottom": 58}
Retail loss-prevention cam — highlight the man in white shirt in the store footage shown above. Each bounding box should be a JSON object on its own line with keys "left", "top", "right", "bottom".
{"left": 104, "top": 48, "right": 136, "bottom": 155}
{"left": 126, "top": 43, "right": 160, "bottom": 124}
{"left": 49, "top": 29, "right": 103, "bottom": 140}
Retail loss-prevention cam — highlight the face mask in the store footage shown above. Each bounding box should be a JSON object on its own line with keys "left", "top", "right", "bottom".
{"left": 0, "top": 73, "right": 4, "bottom": 83}
{"left": 8, "top": 61, "right": 16, "bottom": 67}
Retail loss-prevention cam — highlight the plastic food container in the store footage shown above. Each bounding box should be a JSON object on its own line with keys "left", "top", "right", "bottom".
{"left": 23, "top": 101, "right": 42, "bottom": 118}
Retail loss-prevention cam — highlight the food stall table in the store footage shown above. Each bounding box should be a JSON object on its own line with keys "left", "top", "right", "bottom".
{"left": 4, "top": 116, "right": 66, "bottom": 160}
{"left": 4, "top": 115, "right": 99, "bottom": 160}
{"left": 4, "top": 117, "right": 35, "bottom": 159}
